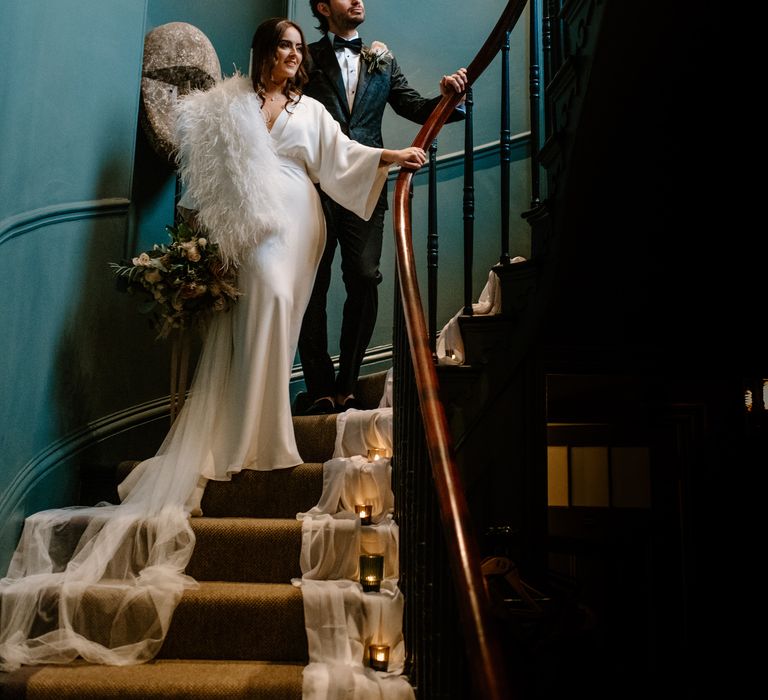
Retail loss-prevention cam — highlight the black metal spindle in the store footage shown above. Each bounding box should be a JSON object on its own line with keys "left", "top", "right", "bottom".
{"left": 427, "top": 140, "right": 439, "bottom": 353}
{"left": 542, "top": 1, "right": 553, "bottom": 78}
{"left": 392, "top": 284, "right": 413, "bottom": 679}
{"left": 529, "top": 0, "right": 542, "bottom": 207}
{"left": 500, "top": 31, "right": 512, "bottom": 265}
{"left": 463, "top": 86, "right": 475, "bottom": 316}
{"left": 392, "top": 285, "right": 424, "bottom": 694}
{"left": 542, "top": 1, "right": 554, "bottom": 137}
{"left": 555, "top": 0, "right": 566, "bottom": 69}
{"left": 393, "top": 286, "right": 466, "bottom": 698}
{"left": 544, "top": 1, "right": 566, "bottom": 137}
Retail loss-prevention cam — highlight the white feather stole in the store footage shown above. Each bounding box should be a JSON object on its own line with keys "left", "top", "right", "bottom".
{"left": 174, "top": 75, "right": 283, "bottom": 267}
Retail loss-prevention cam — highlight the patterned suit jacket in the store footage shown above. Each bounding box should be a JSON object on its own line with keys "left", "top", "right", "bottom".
{"left": 304, "top": 35, "right": 455, "bottom": 149}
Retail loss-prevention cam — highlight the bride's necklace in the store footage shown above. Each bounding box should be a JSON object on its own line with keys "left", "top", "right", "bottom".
{"left": 262, "top": 90, "right": 286, "bottom": 128}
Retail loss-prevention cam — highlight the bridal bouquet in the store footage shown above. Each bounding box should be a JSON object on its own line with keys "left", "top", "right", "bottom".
{"left": 110, "top": 222, "right": 241, "bottom": 339}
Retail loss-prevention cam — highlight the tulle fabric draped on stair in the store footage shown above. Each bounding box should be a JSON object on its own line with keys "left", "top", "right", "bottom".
{"left": 0, "top": 501, "right": 195, "bottom": 670}
{"left": 436, "top": 259, "right": 526, "bottom": 365}
{"left": 295, "top": 380, "right": 416, "bottom": 700}
{"left": 0, "top": 310, "right": 247, "bottom": 670}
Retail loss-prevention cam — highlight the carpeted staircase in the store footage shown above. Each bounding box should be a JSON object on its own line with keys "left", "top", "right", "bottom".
{"left": 0, "top": 374, "right": 388, "bottom": 700}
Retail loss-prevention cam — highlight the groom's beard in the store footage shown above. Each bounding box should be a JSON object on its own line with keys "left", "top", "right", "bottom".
{"left": 332, "top": 9, "right": 365, "bottom": 33}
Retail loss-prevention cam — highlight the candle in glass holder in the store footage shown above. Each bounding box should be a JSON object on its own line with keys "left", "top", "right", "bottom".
{"left": 367, "top": 447, "right": 390, "bottom": 462}
{"left": 359, "top": 554, "right": 384, "bottom": 592}
{"left": 368, "top": 644, "right": 390, "bottom": 672}
{"left": 355, "top": 503, "right": 373, "bottom": 526}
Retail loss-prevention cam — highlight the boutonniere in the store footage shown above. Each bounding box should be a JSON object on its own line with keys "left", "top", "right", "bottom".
{"left": 361, "top": 41, "right": 393, "bottom": 74}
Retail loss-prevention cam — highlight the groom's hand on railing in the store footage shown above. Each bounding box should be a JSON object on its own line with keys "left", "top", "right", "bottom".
{"left": 439, "top": 67, "right": 468, "bottom": 98}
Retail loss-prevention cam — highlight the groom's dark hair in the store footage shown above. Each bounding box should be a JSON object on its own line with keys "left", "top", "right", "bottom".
{"left": 309, "top": 1, "right": 330, "bottom": 34}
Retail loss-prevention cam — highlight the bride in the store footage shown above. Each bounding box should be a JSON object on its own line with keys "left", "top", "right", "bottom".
{"left": 0, "top": 16, "right": 425, "bottom": 671}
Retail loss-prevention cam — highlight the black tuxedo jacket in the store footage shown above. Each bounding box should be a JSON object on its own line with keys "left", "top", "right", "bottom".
{"left": 304, "top": 35, "right": 455, "bottom": 149}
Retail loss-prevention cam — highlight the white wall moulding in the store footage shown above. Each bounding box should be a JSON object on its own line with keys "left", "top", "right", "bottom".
{"left": 0, "top": 396, "right": 171, "bottom": 538}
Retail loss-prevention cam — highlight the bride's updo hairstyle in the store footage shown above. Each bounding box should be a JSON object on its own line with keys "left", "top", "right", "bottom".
{"left": 251, "top": 18, "right": 309, "bottom": 101}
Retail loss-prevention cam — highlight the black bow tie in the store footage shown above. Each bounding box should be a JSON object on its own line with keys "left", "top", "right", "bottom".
{"left": 333, "top": 36, "right": 363, "bottom": 53}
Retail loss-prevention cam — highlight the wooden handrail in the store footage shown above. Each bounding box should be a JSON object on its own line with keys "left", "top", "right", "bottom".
{"left": 392, "top": 2, "right": 529, "bottom": 698}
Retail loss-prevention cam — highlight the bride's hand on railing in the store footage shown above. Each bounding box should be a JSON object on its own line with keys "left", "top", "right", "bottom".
{"left": 381, "top": 146, "right": 428, "bottom": 170}
{"left": 439, "top": 67, "right": 468, "bottom": 97}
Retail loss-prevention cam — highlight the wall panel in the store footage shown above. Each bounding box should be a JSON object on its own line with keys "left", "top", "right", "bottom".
{"left": 0, "top": 0, "right": 151, "bottom": 568}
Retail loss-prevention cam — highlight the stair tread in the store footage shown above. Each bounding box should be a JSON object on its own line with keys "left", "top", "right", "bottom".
{"left": 0, "top": 659, "right": 304, "bottom": 699}
{"left": 293, "top": 414, "right": 339, "bottom": 464}
{"left": 181, "top": 580, "right": 301, "bottom": 599}
{"left": 187, "top": 518, "right": 302, "bottom": 583}
{"left": 160, "top": 582, "right": 307, "bottom": 660}
{"left": 190, "top": 517, "right": 302, "bottom": 530}
{"left": 76, "top": 579, "right": 300, "bottom": 598}
{"left": 200, "top": 463, "right": 324, "bottom": 518}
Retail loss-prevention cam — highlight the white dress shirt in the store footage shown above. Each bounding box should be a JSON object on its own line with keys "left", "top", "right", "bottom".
{"left": 328, "top": 32, "right": 362, "bottom": 111}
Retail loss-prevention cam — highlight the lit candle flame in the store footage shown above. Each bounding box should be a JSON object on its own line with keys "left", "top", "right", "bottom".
{"left": 355, "top": 504, "right": 372, "bottom": 525}
{"left": 367, "top": 447, "right": 390, "bottom": 462}
{"left": 368, "top": 644, "right": 390, "bottom": 671}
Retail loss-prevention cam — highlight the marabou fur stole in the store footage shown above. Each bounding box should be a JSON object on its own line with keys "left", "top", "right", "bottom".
{"left": 174, "top": 74, "right": 283, "bottom": 267}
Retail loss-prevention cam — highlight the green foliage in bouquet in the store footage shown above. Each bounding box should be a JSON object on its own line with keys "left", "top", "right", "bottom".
{"left": 111, "top": 222, "right": 241, "bottom": 339}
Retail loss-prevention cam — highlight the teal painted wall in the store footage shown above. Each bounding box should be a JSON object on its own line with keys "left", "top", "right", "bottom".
{"left": 0, "top": 0, "right": 532, "bottom": 568}
{"left": 0, "top": 0, "right": 149, "bottom": 568}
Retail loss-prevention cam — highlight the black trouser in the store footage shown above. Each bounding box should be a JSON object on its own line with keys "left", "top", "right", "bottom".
{"left": 298, "top": 193, "right": 386, "bottom": 400}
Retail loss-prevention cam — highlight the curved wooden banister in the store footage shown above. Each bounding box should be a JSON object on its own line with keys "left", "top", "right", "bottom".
{"left": 392, "top": 2, "right": 529, "bottom": 698}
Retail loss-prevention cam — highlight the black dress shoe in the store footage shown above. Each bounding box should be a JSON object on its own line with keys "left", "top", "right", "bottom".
{"left": 339, "top": 397, "right": 365, "bottom": 411}
{"left": 302, "top": 397, "right": 337, "bottom": 415}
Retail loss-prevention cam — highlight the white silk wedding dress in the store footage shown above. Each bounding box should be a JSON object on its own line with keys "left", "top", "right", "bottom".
{"left": 0, "top": 76, "right": 388, "bottom": 671}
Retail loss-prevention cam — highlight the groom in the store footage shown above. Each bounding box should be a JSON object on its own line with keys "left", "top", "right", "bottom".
{"left": 299, "top": 0, "right": 467, "bottom": 414}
